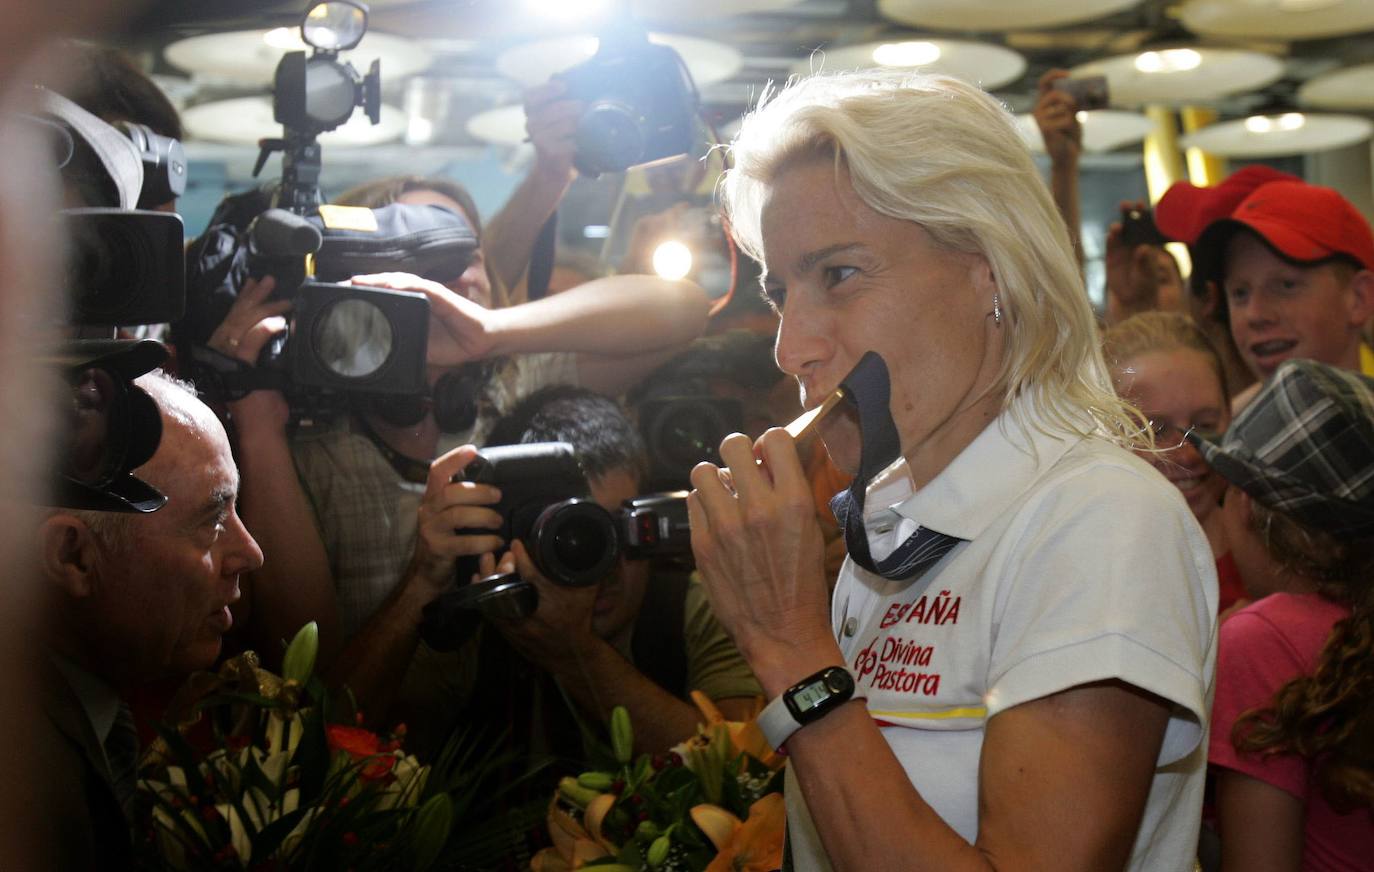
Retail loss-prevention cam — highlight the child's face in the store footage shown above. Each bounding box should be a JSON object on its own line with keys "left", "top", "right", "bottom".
{"left": 1223, "top": 231, "right": 1370, "bottom": 379}
{"left": 1114, "top": 347, "right": 1230, "bottom": 524}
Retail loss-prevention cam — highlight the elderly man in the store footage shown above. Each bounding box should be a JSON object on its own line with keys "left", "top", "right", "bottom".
{"left": 37, "top": 367, "right": 264, "bottom": 869}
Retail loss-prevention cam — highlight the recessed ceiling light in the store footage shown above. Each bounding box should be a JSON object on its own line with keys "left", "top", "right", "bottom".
{"left": 263, "top": 27, "right": 308, "bottom": 50}
{"left": 1134, "top": 49, "right": 1201, "bottom": 74}
{"left": 797, "top": 39, "right": 1025, "bottom": 90}
{"left": 1182, "top": 113, "right": 1371, "bottom": 157}
{"left": 871, "top": 41, "right": 941, "bottom": 67}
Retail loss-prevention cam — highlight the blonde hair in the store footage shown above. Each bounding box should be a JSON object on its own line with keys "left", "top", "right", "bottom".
{"left": 1102, "top": 311, "right": 1231, "bottom": 408}
{"left": 719, "top": 70, "right": 1145, "bottom": 446}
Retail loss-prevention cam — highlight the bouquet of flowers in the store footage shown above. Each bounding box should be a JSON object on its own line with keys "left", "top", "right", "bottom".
{"left": 136, "top": 623, "right": 517, "bottom": 871}
{"left": 534, "top": 693, "right": 786, "bottom": 872}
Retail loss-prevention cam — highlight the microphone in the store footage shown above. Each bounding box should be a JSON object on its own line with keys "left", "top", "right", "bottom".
{"left": 248, "top": 208, "right": 322, "bottom": 257}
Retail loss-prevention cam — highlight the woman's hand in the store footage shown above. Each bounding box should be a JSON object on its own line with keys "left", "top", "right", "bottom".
{"left": 348, "top": 272, "right": 496, "bottom": 366}
{"left": 1033, "top": 69, "right": 1082, "bottom": 167}
{"left": 207, "top": 275, "right": 292, "bottom": 436}
{"left": 688, "top": 428, "right": 839, "bottom": 696}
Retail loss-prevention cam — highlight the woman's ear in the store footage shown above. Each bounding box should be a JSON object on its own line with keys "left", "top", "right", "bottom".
{"left": 39, "top": 514, "right": 100, "bottom": 599}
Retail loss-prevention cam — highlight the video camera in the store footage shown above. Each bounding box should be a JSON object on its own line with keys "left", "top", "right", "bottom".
{"left": 184, "top": 1, "right": 477, "bottom": 420}
{"left": 557, "top": 22, "right": 706, "bottom": 178}
{"left": 419, "top": 442, "right": 690, "bottom": 650}
{"left": 34, "top": 90, "right": 189, "bottom": 512}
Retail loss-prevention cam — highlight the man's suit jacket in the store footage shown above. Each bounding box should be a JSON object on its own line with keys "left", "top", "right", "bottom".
{"left": 37, "top": 658, "right": 133, "bottom": 871}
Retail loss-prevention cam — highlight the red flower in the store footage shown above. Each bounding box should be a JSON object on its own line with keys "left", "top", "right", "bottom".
{"left": 326, "top": 725, "right": 396, "bottom": 781}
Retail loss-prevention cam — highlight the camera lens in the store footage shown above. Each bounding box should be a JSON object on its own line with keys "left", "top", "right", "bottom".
{"left": 313, "top": 297, "right": 394, "bottom": 379}
{"left": 651, "top": 399, "right": 732, "bottom": 469}
{"left": 576, "top": 101, "right": 646, "bottom": 174}
{"left": 530, "top": 498, "right": 617, "bottom": 586}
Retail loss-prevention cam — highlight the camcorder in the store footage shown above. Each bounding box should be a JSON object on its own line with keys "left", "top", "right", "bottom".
{"left": 419, "top": 442, "right": 691, "bottom": 650}
{"left": 34, "top": 90, "right": 189, "bottom": 512}
{"left": 183, "top": 1, "right": 478, "bottom": 424}
{"left": 558, "top": 22, "right": 707, "bottom": 178}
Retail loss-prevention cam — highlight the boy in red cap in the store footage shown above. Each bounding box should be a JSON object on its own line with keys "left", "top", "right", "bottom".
{"left": 1190, "top": 180, "right": 1374, "bottom": 410}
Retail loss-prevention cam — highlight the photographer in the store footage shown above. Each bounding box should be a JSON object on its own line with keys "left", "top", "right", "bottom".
{"left": 228, "top": 263, "right": 708, "bottom": 684}
{"left": 391, "top": 386, "right": 761, "bottom": 758}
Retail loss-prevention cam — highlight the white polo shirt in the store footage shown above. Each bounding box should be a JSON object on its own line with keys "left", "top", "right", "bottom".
{"left": 785, "top": 398, "right": 1218, "bottom": 871}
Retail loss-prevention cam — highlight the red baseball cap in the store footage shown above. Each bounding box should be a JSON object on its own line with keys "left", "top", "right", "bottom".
{"left": 1155, "top": 165, "right": 1301, "bottom": 245}
{"left": 1192, "top": 180, "right": 1374, "bottom": 287}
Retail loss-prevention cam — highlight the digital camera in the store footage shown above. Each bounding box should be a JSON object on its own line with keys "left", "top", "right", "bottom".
{"left": 558, "top": 24, "right": 704, "bottom": 178}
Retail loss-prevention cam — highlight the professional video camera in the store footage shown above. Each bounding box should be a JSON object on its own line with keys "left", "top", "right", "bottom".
{"left": 557, "top": 22, "right": 707, "bottom": 178}
{"left": 35, "top": 90, "right": 189, "bottom": 511}
{"left": 419, "top": 442, "right": 691, "bottom": 650}
{"left": 183, "top": 1, "right": 477, "bottom": 420}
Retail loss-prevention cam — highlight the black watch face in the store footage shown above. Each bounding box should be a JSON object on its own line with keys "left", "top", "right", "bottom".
{"left": 786, "top": 667, "right": 853, "bottom": 723}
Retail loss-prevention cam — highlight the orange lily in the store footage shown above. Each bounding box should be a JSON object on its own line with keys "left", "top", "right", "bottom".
{"left": 690, "top": 691, "right": 784, "bottom": 770}
{"left": 703, "top": 794, "right": 786, "bottom": 872}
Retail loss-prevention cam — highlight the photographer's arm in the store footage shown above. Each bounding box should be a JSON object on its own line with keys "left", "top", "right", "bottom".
{"left": 481, "top": 80, "right": 580, "bottom": 302}
{"left": 212, "top": 277, "right": 343, "bottom": 670}
{"left": 491, "top": 542, "right": 750, "bottom": 753}
{"left": 326, "top": 446, "right": 503, "bottom": 724}
{"left": 1034, "top": 70, "right": 1083, "bottom": 271}
{"left": 354, "top": 272, "right": 710, "bottom": 396}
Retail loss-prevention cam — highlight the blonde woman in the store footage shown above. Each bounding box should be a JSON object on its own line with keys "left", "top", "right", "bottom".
{"left": 687, "top": 70, "right": 1217, "bottom": 871}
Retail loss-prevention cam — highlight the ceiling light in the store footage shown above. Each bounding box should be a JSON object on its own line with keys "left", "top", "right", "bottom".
{"left": 1071, "top": 48, "right": 1282, "bottom": 104}
{"left": 796, "top": 39, "right": 1025, "bottom": 90}
{"left": 1182, "top": 113, "right": 1372, "bottom": 157}
{"left": 1134, "top": 49, "right": 1201, "bottom": 74}
{"left": 263, "top": 27, "right": 309, "bottom": 50}
{"left": 871, "top": 41, "right": 941, "bottom": 67}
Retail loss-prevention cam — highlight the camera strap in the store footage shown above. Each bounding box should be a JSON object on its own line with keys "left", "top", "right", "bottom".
{"left": 354, "top": 413, "right": 432, "bottom": 484}
{"left": 189, "top": 345, "right": 290, "bottom": 399}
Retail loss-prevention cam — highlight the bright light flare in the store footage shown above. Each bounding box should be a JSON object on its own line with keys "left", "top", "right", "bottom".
{"left": 871, "top": 41, "right": 942, "bottom": 68}
{"left": 652, "top": 241, "right": 693, "bottom": 280}
{"left": 522, "top": 0, "right": 611, "bottom": 22}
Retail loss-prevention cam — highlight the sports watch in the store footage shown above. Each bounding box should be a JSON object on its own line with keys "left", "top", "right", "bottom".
{"left": 758, "top": 665, "right": 860, "bottom": 750}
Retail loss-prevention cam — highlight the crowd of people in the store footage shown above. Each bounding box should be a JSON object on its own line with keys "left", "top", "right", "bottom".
{"left": 12, "top": 28, "right": 1373, "bottom": 872}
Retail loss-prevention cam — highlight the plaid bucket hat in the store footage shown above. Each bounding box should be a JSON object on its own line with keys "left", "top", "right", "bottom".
{"left": 1187, "top": 359, "right": 1374, "bottom": 537}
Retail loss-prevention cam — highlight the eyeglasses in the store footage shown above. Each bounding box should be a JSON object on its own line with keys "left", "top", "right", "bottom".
{"left": 1145, "top": 419, "right": 1220, "bottom": 451}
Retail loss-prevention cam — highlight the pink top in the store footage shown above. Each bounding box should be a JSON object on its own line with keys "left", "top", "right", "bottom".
{"left": 1210, "top": 593, "right": 1374, "bottom": 871}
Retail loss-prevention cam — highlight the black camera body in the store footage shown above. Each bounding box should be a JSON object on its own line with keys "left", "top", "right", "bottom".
{"left": 253, "top": 280, "right": 430, "bottom": 397}
{"left": 557, "top": 26, "right": 702, "bottom": 178}
{"left": 458, "top": 442, "right": 618, "bottom": 587}
{"left": 420, "top": 443, "right": 690, "bottom": 650}
{"left": 1121, "top": 206, "right": 1172, "bottom": 248}
{"left": 65, "top": 207, "right": 186, "bottom": 326}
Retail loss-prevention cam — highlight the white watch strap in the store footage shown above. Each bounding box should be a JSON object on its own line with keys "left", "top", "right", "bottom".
{"left": 757, "top": 691, "right": 801, "bottom": 750}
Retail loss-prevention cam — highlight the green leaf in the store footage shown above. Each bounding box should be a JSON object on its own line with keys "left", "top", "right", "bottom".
{"left": 282, "top": 621, "right": 320, "bottom": 685}
{"left": 610, "top": 706, "right": 634, "bottom": 765}
{"left": 407, "top": 793, "right": 454, "bottom": 871}
{"left": 251, "top": 806, "right": 308, "bottom": 861}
